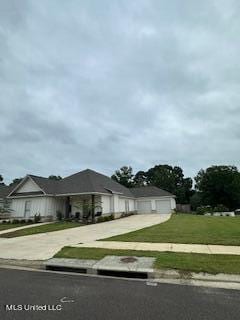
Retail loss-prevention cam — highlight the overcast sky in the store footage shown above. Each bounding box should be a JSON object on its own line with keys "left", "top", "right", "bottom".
{"left": 0, "top": 0, "right": 240, "bottom": 183}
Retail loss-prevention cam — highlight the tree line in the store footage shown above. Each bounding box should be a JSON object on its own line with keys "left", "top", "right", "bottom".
{"left": 111, "top": 165, "right": 240, "bottom": 210}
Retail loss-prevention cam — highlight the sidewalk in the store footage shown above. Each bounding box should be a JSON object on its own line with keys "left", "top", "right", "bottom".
{"left": 73, "top": 241, "right": 240, "bottom": 255}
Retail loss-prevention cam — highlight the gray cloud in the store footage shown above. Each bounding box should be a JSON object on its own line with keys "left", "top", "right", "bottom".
{"left": 0, "top": 0, "right": 240, "bottom": 183}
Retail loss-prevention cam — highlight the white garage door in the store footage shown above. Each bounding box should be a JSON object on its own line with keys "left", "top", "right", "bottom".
{"left": 156, "top": 199, "right": 171, "bottom": 214}
{"left": 137, "top": 201, "right": 152, "bottom": 214}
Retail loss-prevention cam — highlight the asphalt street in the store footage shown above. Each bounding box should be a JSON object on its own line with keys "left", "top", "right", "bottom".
{"left": 0, "top": 268, "right": 239, "bottom": 320}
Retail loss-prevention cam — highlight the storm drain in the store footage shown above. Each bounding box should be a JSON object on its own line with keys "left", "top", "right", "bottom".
{"left": 44, "top": 258, "right": 97, "bottom": 275}
{"left": 97, "top": 269, "right": 148, "bottom": 279}
{"left": 120, "top": 257, "right": 138, "bottom": 263}
{"left": 93, "top": 256, "right": 155, "bottom": 279}
{"left": 44, "top": 256, "right": 156, "bottom": 279}
{"left": 46, "top": 265, "right": 87, "bottom": 273}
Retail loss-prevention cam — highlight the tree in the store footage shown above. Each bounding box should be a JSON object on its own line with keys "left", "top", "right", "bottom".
{"left": 146, "top": 165, "right": 193, "bottom": 203}
{"left": 175, "top": 177, "right": 194, "bottom": 204}
{"left": 48, "top": 175, "right": 62, "bottom": 180}
{"left": 0, "top": 175, "right": 5, "bottom": 186}
{"left": 133, "top": 171, "right": 149, "bottom": 187}
{"left": 0, "top": 198, "right": 12, "bottom": 214}
{"left": 111, "top": 166, "right": 134, "bottom": 188}
{"left": 146, "top": 165, "right": 181, "bottom": 192}
{"left": 9, "top": 178, "right": 23, "bottom": 186}
{"left": 190, "top": 192, "right": 202, "bottom": 210}
{"left": 195, "top": 165, "right": 240, "bottom": 209}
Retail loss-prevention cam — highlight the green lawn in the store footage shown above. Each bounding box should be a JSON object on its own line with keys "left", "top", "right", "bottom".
{"left": 0, "top": 223, "right": 28, "bottom": 231}
{"left": 0, "top": 222, "right": 83, "bottom": 238}
{"left": 55, "top": 246, "right": 240, "bottom": 274}
{"left": 104, "top": 214, "right": 240, "bottom": 245}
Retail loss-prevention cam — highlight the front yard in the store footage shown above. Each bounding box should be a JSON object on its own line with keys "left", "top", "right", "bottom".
{"left": 104, "top": 214, "right": 240, "bottom": 246}
{"left": 0, "top": 222, "right": 83, "bottom": 238}
{"left": 55, "top": 246, "right": 240, "bottom": 275}
{"left": 0, "top": 223, "right": 28, "bottom": 231}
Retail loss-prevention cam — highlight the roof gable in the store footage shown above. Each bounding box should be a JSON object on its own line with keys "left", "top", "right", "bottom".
{"left": 15, "top": 177, "right": 42, "bottom": 193}
{"left": 7, "top": 176, "right": 46, "bottom": 197}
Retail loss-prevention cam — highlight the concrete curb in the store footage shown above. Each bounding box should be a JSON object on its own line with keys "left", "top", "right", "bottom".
{"left": 0, "top": 259, "right": 240, "bottom": 290}
{"left": 151, "top": 270, "right": 240, "bottom": 290}
{"left": 43, "top": 257, "right": 240, "bottom": 290}
{"left": 154, "top": 269, "right": 240, "bottom": 283}
{"left": 152, "top": 278, "right": 240, "bottom": 291}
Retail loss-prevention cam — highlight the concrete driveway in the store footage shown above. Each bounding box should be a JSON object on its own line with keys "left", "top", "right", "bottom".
{"left": 0, "top": 214, "right": 170, "bottom": 260}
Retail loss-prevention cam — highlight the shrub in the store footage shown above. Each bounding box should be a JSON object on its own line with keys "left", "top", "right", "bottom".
{"left": 34, "top": 213, "right": 41, "bottom": 223}
{"left": 20, "top": 219, "right": 26, "bottom": 223}
{"left": 213, "top": 204, "right": 229, "bottom": 212}
{"left": 121, "top": 212, "right": 134, "bottom": 218}
{"left": 56, "top": 210, "right": 63, "bottom": 221}
{"left": 97, "top": 216, "right": 105, "bottom": 223}
{"left": 190, "top": 192, "right": 202, "bottom": 211}
{"left": 2, "top": 220, "right": 7, "bottom": 224}
{"left": 196, "top": 205, "right": 212, "bottom": 215}
{"left": 75, "top": 212, "right": 80, "bottom": 220}
{"left": 97, "top": 215, "right": 114, "bottom": 223}
{"left": 12, "top": 219, "right": 20, "bottom": 224}
{"left": 27, "top": 219, "right": 33, "bottom": 224}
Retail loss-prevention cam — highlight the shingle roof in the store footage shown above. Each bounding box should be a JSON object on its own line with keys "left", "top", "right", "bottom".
{"left": 0, "top": 185, "right": 16, "bottom": 198}
{"left": 29, "top": 175, "right": 61, "bottom": 194}
{"left": 130, "top": 186, "right": 174, "bottom": 198}
{"left": 57, "top": 169, "right": 133, "bottom": 197}
{"left": 10, "top": 170, "right": 132, "bottom": 197}
{"left": 5, "top": 169, "right": 174, "bottom": 199}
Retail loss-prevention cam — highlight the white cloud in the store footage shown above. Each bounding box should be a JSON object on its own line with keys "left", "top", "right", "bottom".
{"left": 0, "top": 0, "right": 240, "bottom": 183}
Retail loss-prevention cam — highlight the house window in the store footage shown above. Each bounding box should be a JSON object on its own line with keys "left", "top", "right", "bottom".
{"left": 125, "top": 200, "right": 129, "bottom": 213}
{"left": 24, "top": 201, "right": 31, "bottom": 218}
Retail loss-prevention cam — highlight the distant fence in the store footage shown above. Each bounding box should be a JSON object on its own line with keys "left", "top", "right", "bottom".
{"left": 176, "top": 204, "right": 191, "bottom": 213}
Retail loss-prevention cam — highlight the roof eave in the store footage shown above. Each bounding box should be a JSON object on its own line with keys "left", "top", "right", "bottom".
{"left": 55, "top": 192, "right": 111, "bottom": 197}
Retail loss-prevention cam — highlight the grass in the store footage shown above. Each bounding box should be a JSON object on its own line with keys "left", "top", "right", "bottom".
{"left": 55, "top": 246, "right": 240, "bottom": 275}
{"left": 0, "top": 222, "right": 83, "bottom": 238}
{"left": 0, "top": 223, "right": 28, "bottom": 231}
{"left": 104, "top": 214, "right": 240, "bottom": 246}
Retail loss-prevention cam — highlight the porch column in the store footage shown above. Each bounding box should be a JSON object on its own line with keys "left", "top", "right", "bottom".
{"left": 91, "top": 194, "right": 95, "bottom": 223}
{"left": 65, "top": 196, "right": 71, "bottom": 219}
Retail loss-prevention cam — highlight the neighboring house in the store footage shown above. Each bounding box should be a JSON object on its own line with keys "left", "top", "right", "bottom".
{"left": 0, "top": 169, "right": 176, "bottom": 220}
